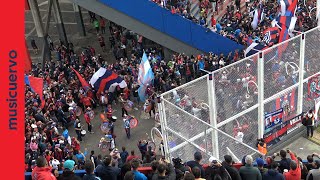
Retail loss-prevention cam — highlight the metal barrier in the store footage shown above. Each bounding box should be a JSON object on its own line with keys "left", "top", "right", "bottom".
{"left": 159, "top": 26, "right": 320, "bottom": 162}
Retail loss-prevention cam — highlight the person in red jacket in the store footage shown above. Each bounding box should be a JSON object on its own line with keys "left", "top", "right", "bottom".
{"left": 32, "top": 157, "right": 57, "bottom": 180}
{"left": 84, "top": 107, "right": 94, "bottom": 134}
{"left": 81, "top": 95, "right": 93, "bottom": 109}
{"left": 284, "top": 150, "right": 301, "bottom": 180}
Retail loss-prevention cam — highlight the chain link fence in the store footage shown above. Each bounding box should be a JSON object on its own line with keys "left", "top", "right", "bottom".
{"left": 263, "top": 35, "right": 301, "bottom": 99}
{"left": 214, "top": 54, "right": 259, "bottom": 121}
{"left": 304, "top": 27, "right": 320, "bottom": 78}
{"left": 159, "top": 26, "right": 320, "bottom": 162}
{"left": 162, "top": 99, "right": 261, "bottom": 162}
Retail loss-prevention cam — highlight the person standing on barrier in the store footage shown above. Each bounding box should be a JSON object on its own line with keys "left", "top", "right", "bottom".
{"left": 303, "top": 110, "right": 315, "bottom": 138}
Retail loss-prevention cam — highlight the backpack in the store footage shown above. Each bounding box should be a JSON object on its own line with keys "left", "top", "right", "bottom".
{"left": 302, "top": 117, "right": 307, "bottom": 126}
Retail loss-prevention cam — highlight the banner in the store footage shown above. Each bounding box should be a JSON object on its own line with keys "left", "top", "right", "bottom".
{"left": 265, "top": 108, "right": 283, "bottom": 130}
{"left": 264, "top": 113, "right": 303, "bottom": 147}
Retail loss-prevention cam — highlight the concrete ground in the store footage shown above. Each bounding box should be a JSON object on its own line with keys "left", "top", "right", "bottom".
{"left": 25, "top": 0, "right": 156, "bottom": 159}
{"left": 283, "top": 137, "right": 320, "bottom": 159}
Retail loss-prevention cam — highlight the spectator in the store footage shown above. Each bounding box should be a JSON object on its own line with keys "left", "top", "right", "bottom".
{"left": 120, "top": 147, "right": 129, "bottom": 164}
{"left": 262, "top": 162, "right": 285, "bottom": 180}
{"left": 100, "top": 17, "right": 106, "bottom": 34}
{"left": 306, "top": 165, "right": 320, "bottom": 180}
{"left": 96, "top": 155, "right": 120, "bottom": 180}
{"left": 205, "top": 157, "right": 231, "bottom": 180}
{"left": 32, "top": 157, "right": 57, "bottom": 180}
{"left": 192, "top": 167, "right": 205, "bottom": 180}
{"left": 221, "top": 155, "right": 241, "bottom": 180}
{"left": 306, "top": 155, "right": 318, "bottom": 171}
{"left": 148, "top": 161, "right": 160, "bottom": 180}
{"left": 127, "top": 150, "right": 140, "bottom": 163}
{"left": 303, "top": 110, "right": 315, "bottom": 138}
{"left": 59, "top": 159, "right": 81, "bottom": 180}
{"left": 152, "top": 159, "right": 176, "bottom": 180}
{"left": 121, "top": 163, "right": 132, "bottom": 180}
{"left": 184, "top": 173, "right": 195, "bottom": 180}
{"left": 239, "top": 155, "right": 261, "bottom": 180}
{"left": 131, "top": 159, "right": 148, "bottom": 180}
{"left": 83, "top": 161, "right": 101, "bottom": 180}
{"left": 256, "top": 158, "right": 267, "bottom": 175}
{"left": 278, "top": 150, "right": 292, "bottom": 173}
{"left": 89, "top": 150, "right": 97, "bottom": 169}
{"left": 124, "top": 171, "right": 135, "bottom": 180}
{"left": 186, "top": 152, "right": 205, "bottom": 178}
{"left": 93, "top": 18, "right": 100, "bottom": 34}
{"left": 283, "top": 150, "right": 301, "bottom": 180}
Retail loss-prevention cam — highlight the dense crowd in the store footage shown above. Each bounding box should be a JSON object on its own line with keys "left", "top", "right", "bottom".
{"left": 26, "top": 1, "right": 320, "bottom": 180}
{"left": 152, "top": 0, "right": 319, "bottom": 47}
{"left": 26, "top": 16, "right": 246, "bottom": 177}
{"left": 31, "top": 148, "right": 320, "bottom": 180}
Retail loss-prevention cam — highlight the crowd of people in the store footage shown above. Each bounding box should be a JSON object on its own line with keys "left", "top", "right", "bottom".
{"left": 151, "top": 0, "right": 319, "bottom": 48}
{"left": 31, "top": 148, "right": 320, "bottom": 180}
{"left": 26, "top": 1, "right": 320, "bottom": 180}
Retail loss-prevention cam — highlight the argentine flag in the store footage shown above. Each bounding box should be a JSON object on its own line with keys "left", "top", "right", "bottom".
{"left": 138, "top": 52, "right": 154, "bottom": 102}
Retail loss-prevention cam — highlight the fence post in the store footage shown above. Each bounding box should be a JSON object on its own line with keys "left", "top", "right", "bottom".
{"left": 157, "top": 96, "right": 171, "bottom": 162}
{"left": 297, "top": 34, "right": 306, "bottom": 114}
{"left": 317, "top": 0, "right": 320, "bottom": 27}
{"left": 257, "top": 52, "right": 265, "bottom": 139}
{"left": 208, "top": 73, "right": 219, "bottom": 159}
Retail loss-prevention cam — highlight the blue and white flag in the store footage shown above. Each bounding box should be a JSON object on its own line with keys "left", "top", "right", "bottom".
{"left": 138, "top": 52, "right": 154, "bottom": 102}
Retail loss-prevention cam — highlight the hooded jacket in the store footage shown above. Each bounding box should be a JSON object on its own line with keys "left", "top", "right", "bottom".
{"left": 262, "top": 169, "right": 285, "bottom": 180}
{"left": 284, "top": 152, "right": 301, "bottom": 180}
{"left": 32, "top": 166, "right": 57, "bottom": 180}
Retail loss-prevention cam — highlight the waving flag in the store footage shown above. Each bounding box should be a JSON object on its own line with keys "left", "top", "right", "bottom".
{"left": 245, "top": 42, "right": 268, "bottom": 57}
{"left": 262, "top": 27, "right": 280, "bottom": 45}
{"left": 251, "top": 4, "right": 264, "bottom": 30}
{"left": 138, "top": 52, "right": 154, "bottom": 102}
{"left": 89, "top": 67, "right": 127, "bottom": 94}
{"left": 71, "top": 67, "right": 90, "bottom": 91}
{"left": 25, "top": 75, "right": 45, "bottom": 108}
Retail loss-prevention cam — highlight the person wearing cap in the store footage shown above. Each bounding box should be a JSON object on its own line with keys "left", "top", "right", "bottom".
{"left": 205, "top": 156, "right": 231, "bottom": 180}
{"left": 96, "top": 155, "right": 120, "bottom": 180}
{"left": 59, "top": 160, "right": 81, "bottom": 180}
{"left": 221, "top": 155, "right": 241, "bottom": 180}
{"left": 256, "top": 158, "right": 267, "bottom": 175}
{"left": 239, "top": 155, "right": 261, "bottom": 180}
{"left": 32, "top": 157, "right": 57, "bottom": 180}
{"left": 186, "top": 152, "right": 205, "bottom": 178}
{"left": 283, "top": 150, "right": 301, "bottom": 180}
{"left": 263, "top": 162, "right": 285, "bottom": 180}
